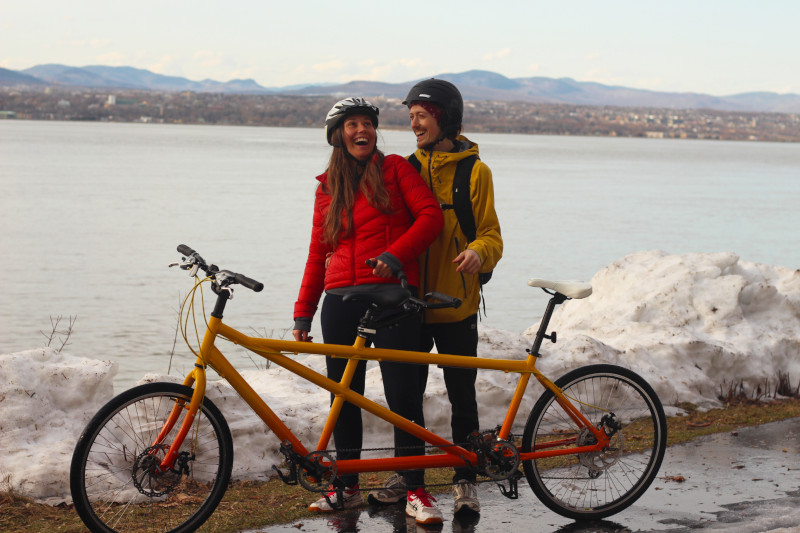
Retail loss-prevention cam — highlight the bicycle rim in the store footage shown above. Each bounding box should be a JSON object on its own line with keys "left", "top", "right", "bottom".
{"left": 521, "top": 364, "right": 667, "bottom": 520}
{"left": 70, "top": 382, "right": 233, "bottom": 533}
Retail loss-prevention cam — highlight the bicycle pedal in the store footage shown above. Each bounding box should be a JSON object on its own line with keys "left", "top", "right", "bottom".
{"left": 272, "top": 465, "right": 298, "bottom": 485}
{"left": 497, "top": 470, "right": 522, "bottom": 500}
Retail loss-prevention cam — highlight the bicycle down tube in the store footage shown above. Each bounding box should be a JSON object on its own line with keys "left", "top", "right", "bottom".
{"left": 162, "top": 309, "right": 608, "bottom": 477}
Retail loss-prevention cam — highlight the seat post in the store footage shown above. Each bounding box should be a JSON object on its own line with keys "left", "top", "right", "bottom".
{"left": 529, "top": 292, "right": 567, "bottom": 356}
{"left": 356, "top": 305, "right": 379, "bottom": 341}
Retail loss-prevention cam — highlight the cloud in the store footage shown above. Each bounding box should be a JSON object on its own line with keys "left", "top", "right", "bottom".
{"left": 483, "top": 48, "right": 511, "bottom": 61}
{"left": 399, "top": 58, "right": 421, "bottom": 68}
{"left": 228, "top": 67, "right": 259, "bottom": 81}
{"left": 584, "top": 52, "right": 602, "bottom": 62}
{"left": 193, "top": 50, "right": 223, "bottom": 68}
{"left": 52, "top": 38, "right": 110, "bottom": 50}
{"left": 312, "top": 59, "right": 347, "bottom": 73}
{"left": 95, "top": 52, "right": 127, "bottom": 66}
{"left": 583, "top": 68, "right": 625, "bottom": 86}
{"left": 148, "top": 55, "right": 182, "bottom": 75}
{"left": 635, "top": 77, "right": 664, "bottom": 90}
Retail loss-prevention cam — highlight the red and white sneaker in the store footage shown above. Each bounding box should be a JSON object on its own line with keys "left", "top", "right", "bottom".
{"left": 405, "top": 487, "right": 443, "bottom": 524}
{"left": 308, "top": 485, "right": 362, "bottom": 512}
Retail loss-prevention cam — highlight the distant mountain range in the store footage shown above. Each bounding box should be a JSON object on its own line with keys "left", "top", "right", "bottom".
{"left": 2, "top": 64, "right": 799, "bottom": 114}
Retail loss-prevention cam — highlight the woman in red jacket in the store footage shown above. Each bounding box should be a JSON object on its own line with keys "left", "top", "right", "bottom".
{"left": 293, "top": 97, "right": 444, "bottom": 518}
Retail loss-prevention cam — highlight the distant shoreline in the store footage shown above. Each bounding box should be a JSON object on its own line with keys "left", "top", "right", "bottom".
{"left": 2, "top": 89, "right": 799, "bottom": 142}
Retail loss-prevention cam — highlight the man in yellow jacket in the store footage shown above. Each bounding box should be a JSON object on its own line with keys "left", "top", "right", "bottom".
{"left": 369, "top": 79, "right": 502, "bottom": 521}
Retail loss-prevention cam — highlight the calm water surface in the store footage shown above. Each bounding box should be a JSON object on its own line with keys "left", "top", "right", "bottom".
{"left": 1, "top": 121, "right": 798, "bottom": 388}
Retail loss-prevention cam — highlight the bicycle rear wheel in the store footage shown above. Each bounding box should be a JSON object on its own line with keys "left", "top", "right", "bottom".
{"left": 70, "top": 382, "right": 233, "bottom": 533}
{"left": 521, "top": 364, "right": 666, "bottom": 520}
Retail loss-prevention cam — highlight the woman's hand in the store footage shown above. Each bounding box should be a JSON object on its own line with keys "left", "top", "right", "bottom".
{"left": 370, "top": 258, "right": 393, "bottom": 278}
{"left": 293, "top": 329, "right": 313, "bottom": 342}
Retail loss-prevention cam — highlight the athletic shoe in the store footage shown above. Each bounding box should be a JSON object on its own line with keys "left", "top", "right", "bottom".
{"left": 308, "top": 485, "right": 362, "bottom": 512}
{"left": 367, "top": 473, "right": 407, "bottom": 505}
{"left": 452, "top": 479, "right": 480, "bottom": 514}
{"left": 405, "top": 487, "right": 443, "bottom": 524}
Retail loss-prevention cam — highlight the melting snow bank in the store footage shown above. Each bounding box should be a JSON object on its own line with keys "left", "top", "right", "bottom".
{"left": 1, "top": 250, "right": 798, "bottom": 503}
{"left": 536, "top": 251, "right": 800, "bottom": 406}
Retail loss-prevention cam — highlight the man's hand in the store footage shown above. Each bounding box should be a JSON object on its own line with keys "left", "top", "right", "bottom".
{"left": 453, "top": 249, "right": 482, "bottom": 274}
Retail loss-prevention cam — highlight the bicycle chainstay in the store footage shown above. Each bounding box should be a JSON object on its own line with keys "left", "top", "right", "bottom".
{"left": 272, "top": 429, "right": 524, "bottom": 498}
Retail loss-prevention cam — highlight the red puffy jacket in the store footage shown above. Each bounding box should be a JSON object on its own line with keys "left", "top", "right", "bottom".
{"left": 294, "top": 154, "right": 443, "bottom": 321}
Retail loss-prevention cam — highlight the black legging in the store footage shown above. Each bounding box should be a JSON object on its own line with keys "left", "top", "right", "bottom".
{"left": 320, "top": 290, "right": 426, "bottom": 489}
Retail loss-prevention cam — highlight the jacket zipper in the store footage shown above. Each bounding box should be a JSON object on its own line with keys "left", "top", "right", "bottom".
{"left": 454, "top": 237, "right": 468, "bottom": 297}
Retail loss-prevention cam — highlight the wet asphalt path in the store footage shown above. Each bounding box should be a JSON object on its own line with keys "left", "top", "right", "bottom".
{"left": 246, "top": 417, "right": 800, "bottom": 532}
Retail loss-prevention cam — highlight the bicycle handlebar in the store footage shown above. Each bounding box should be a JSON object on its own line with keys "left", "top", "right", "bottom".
{"left": 231, "top": 272, "right": 265, "bottom": 293}
{"left": 176, "top": 244, "right": 264, "bottom": 293}
{"left": 423, "top": 291, "right": 462, "bottom": 309}
{"left": 365, "top": 259, "right": 461, "bottom": 310}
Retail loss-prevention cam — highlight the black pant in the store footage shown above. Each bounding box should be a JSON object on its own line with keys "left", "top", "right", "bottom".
{"left": 321, "top": 292, "right": 426, "bottom": 489}
{"left": 419, "top": 314, "right": 479, "bottom": 483}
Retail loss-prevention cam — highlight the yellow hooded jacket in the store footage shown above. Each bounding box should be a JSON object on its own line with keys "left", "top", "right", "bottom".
{"left": 410, "top": 135, "right": 503, "bottom": 324}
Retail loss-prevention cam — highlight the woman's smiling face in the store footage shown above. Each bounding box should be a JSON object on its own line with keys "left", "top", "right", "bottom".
{"left": 342, "top": 113, "right": 376, "bottom": 161}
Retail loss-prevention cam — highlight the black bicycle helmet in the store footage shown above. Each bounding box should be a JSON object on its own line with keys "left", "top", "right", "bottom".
{"left": 403, "top": 78, "right": 463, "bottom": 139}
{"left": 324, "top": 97, "right": 379, "bottom": 146}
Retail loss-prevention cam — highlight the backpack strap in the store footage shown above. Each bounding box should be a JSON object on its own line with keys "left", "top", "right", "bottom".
{"left": 408, "top": 153, "right": 422, "bottom": 173}
{"left": 451, "top": 155, "right": 478, "bottom": 243}
{"left": 409, "top": 152, "right": 479, "bottom": 243}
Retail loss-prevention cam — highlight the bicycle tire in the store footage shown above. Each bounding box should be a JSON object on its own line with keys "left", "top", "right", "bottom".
{"left": 521, "top": 364, "right": 666, "bottom": 520}
{"left": 70, "top": 382, "right": 233, "bottom": 533}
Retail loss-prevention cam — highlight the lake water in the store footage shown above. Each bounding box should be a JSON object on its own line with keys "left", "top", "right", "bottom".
{"left": 1, "top": 120, "right": 798, "bottom": 389}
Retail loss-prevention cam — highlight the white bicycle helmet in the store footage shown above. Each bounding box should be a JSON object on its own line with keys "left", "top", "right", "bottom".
{"left": 324, "top": 97, "right": 379, "bottom": 145}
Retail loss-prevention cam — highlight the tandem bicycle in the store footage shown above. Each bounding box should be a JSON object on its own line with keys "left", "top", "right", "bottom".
{"left": 70, "top": 245, "right": 667, "bottom": 532}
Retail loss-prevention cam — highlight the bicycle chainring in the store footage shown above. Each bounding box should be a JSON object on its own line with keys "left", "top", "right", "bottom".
{"left": 298, "top": 451, "right": 337, "bottom": 492}
{"left": 482, "top": 439, "right": 520, "bottom": 481}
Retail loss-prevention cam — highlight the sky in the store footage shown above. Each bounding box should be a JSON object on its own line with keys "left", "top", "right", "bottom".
{"left": 2, "top": 0, "right": 799, "bottom": 96}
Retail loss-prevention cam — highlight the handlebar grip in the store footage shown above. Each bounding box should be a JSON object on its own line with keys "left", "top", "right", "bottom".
{"left": 177, "top": 244, "right": 196, "bottom": 257}
{"left": 428, "top": 291, "right": 462, "bottom": 309}
{"left": 234, "top": 273, "right": 264, "bottom": 292}
{"left": 365, "top": 259, "right": 408, "bottom": 287}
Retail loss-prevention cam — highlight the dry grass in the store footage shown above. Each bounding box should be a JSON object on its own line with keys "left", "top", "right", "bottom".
{"left": 2, "top": 397, "right": 799, "bottom": 533}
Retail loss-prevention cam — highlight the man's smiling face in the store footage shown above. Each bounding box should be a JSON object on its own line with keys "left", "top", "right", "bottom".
{"left": 409, "top": 104, "right": 444, "bottom": 150}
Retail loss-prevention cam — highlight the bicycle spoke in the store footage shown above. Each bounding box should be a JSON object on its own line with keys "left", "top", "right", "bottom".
{"left": 522, "top": 365, "right": 666, "bottom": 520}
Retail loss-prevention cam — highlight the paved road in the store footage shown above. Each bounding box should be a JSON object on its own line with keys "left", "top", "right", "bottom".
{"left": 247, "top": 418, "right": 800, "bottom": 532}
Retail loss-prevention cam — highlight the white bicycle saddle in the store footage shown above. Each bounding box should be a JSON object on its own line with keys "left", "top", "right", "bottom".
{"left": 527, "top": 278, "right": 592, "bottom": 299}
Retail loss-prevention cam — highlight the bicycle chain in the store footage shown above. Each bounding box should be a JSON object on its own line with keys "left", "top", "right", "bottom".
{"left": 308, "top": 429, "right": 520, "bottom": 491}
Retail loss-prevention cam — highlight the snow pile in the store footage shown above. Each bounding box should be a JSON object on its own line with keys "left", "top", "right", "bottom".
{"left": 538, "top": 251, "right": 800, "bottom": 406}
{"left": 1, "top": 251, "right": 798, "bottom": 503}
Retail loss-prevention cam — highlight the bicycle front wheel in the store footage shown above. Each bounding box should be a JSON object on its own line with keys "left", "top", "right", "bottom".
{"left": 70, "top": 382, "right": 233, "bottom": 533}
{"left": 521, "top": 364, "right": 666, "bottom": 520}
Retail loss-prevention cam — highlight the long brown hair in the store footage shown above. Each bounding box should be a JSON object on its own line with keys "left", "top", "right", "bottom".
{"left": 322, "top": 128, "right": 392, "bottom": 247}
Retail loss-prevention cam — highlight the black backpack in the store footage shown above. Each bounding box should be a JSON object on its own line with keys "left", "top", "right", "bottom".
{"left": 408, "top": 153, "right": 492, "bottom": 285}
